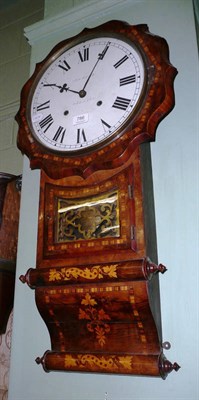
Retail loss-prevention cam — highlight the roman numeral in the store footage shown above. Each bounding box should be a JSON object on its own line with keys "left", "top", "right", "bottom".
{"left": 112, "top": 96, "right": 131, "bottom": 111}
{"left": 53, "top": 126, "right": 66, "bottom": 143}
{"left": 58, "top": 60, "right": 71, "bottom": 72}
{"left": 113, "top": 55, "right": 128, "bottom": 69}
{"left": 36, "top": 100, "right": 50, "bottom": 111}
{"left": 120, "top": 74, "right": 136, "bottom": 86}
{"left": 77, "top": 128, "right": 86, "bottom": 144}
{"left": 101, "top": 119, "right": 111, "bottom": 131}
{"left": 39, "top": 114, "right": 54, "bottom": 132}
{"left": 78, "top": 47, "right": 89, "bottom": 62}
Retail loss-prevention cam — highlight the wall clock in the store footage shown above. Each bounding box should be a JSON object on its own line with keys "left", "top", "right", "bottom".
{"left": 16, "top": 20, "right": 180, "bottom": 378}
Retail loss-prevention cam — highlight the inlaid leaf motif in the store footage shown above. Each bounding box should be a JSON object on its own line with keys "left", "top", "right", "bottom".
{"left": 95, "top": 326, "right": 106, "bottom": 347}
{"left": 49, "top": 269, "right": 61, "bottom": 281}
{"left": 81, "top": 293, "right": 97, "bottom": 306}
{"left": 78, "top": 309, "right": 90, "bottom": 320}
{"left": 65, "top": 354, "right": 77, "bottom": 368}
{"left": 118, "top": 356, "right": 132, "bottom": 369}
{"left": 103, "top": 265, "right": 117, "bottom": 278}
{"left": 78, "top": 293, "right": 111, "bottom": 347}
{"left": 98, "top": 309, "right": 110, "bottom": 321}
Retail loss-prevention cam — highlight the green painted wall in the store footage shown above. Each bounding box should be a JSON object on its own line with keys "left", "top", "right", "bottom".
{"left": 0, "top": 0, "right": 44, "bottom": 174}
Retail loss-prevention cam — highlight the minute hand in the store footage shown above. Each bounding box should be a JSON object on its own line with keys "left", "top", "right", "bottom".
{"left": 81, "top": 42, "right": 110, "bottom": 92}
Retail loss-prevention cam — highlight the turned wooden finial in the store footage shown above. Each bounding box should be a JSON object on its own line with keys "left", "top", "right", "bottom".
{"left": 145, "top": 260, "right": 167, "bottom": 279}
{"left": 159, "top": 353, "right": 180, "bottom": 378}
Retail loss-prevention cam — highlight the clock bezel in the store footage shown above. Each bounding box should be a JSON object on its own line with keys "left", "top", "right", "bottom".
{"left": 26, "top": 32, "right": 147, "bottom": 156}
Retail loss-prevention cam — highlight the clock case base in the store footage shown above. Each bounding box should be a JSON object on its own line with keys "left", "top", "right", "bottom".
{"left": 20, "top": 144, "right": 179, "bottom": 378}
{"left": 35, "top": 350, "right": 180, "bottom": 379}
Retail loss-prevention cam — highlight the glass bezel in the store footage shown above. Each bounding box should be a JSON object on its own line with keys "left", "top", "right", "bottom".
{"left": 27, "top": 32, "right": 147, "bottom": 156}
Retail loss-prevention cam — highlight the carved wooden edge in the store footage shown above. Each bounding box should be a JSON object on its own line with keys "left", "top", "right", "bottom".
{"left": 35, "top": 350, "right": 180, "bottom": 378}
{"left": 0, "top": 258, "right": 16, "bottom": 273}
{"left": 19, "top": 258, "right": 167, "bottom": 288}
{"left": 0, "top": 173, "right": 21, "bottom": 227}
{"left": 0, "top": 259, "right": 16, "bottom": 334}
{"left": 16, "top": 20, "right": 178, "bottom": 179}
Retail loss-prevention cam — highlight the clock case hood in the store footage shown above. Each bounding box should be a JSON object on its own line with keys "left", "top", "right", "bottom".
{"left": 16, "top": 20, "right": 177, "bottom": 179}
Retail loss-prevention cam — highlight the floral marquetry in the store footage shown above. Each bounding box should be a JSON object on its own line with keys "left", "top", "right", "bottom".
{"left": 49, "top": 264, "right": 118, "bottom": 282}
{"left": 79, "top": 293, "right": 111, "bottom": 347}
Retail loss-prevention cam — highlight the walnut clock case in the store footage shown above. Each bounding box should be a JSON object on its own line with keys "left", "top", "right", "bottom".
{"left": 16, "top": 20, "right": 180, "bottom": 378}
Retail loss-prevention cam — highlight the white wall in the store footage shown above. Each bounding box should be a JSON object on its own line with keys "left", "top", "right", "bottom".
{"left": 8, "top": 1, "right": 199, "bottom": 399}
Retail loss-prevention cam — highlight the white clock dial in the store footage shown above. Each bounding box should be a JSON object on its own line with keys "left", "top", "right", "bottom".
{"left": 28, "top": 35, "right": 145, "bottom": 153}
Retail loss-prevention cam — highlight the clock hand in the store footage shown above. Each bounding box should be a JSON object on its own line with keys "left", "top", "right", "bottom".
{"left": 43, "top": 41, "right": 110, "bottom": 98}
{"left": 63, "top": 85, "right": 80, "bottom": 95}
{"left": 81, "top": 42, "right": 110, "bottom": 93}
{"left": 43, "top": 43, "right": 110, "bottom": 98}
{"left": 43, "top": 83, "right": 80, "bottom": 95}
{"left": 43, "top": 83, "right": 64, "bottom": 91}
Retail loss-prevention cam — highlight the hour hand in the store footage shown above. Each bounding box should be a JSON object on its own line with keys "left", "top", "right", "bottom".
{"left": 43, "top": 83, "right": 80, "bottom": 95}
{"left": 43, "top": 83, "right": 63, "bottom": 91}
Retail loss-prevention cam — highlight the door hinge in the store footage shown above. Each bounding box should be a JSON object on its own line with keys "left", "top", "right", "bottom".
{"left": 128, "top": 184, "right": 134, "bottom": 199}
{"left": 131, "top": 225, "right": 136, "bottom": 240}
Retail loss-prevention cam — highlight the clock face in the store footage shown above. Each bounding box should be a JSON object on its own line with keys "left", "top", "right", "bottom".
{"left": 27, "top": 35, "right": 146, "bottom": 154}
